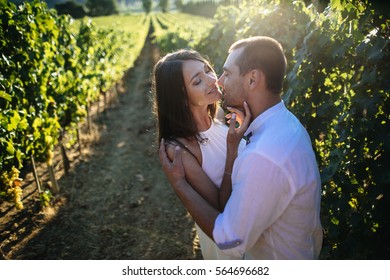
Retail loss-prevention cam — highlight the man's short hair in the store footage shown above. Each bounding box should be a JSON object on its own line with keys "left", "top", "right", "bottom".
{"left": 229, "top": 36, "right": 287, "bottom": 94}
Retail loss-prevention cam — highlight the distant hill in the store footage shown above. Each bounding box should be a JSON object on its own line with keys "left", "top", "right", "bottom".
{"left": 7, "top": 0, "right": 142, "bottom": 9}
{"left": 6, "top": 0, "right": 235, "bottom": 13}
{"left": 7, "top": 0, "right": 85, "bottom": 9}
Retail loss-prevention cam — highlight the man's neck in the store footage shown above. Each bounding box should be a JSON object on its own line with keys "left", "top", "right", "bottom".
{"left": 250, "top": 94, "right": 282, "bottom": 121}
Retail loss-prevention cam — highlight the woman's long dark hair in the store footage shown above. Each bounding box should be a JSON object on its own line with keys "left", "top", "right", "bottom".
{"left": 152, "top": 49, "right": 217, "bottom": 145}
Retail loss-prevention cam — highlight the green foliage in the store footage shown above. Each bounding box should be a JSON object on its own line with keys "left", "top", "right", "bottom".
{"left": 0, "top": 1, "right": 149, "bottom": 209}
{"left": 1, "top": 0, "right": 65, "bottom": 170}
{"left": 55, "top": 1, "right": 88, "bottom": 19}
{"left": 151, "top": 12, "right": 214, "bottom": 54}
{"left": 159, "top": 0, "right": 169, "bottom": 13}
{"left": 281, "top": 1, "right": 389, "bottom": 259}
{"left": 181, "top": 0, "right": 239, "bottom": 18}
{"left": 142, "top": 0, "right": 152, "bottom": 14}
{"left": 174, "top": 0, "right": 183, "bottom": 11}
{"left": 39, "top": 189, "right": 52, "bottom": 207}
{"left": 181, "top": 0, "right": 218, "bottom": 17}
{"left": 86, "top": 0, "right": 119, "bottom": 17}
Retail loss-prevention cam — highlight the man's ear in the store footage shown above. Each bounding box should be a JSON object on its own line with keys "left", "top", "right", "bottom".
{"left": 248, "top": 69, "right": 261, "bottom": 90}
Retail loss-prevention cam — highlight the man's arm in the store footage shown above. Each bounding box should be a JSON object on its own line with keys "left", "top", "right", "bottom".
{"left": 159, "top": 140, "right": 219, "bottom": 239}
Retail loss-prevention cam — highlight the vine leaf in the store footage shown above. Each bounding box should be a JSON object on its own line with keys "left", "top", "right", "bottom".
{"left": 0, "top": 91, "right": 12, "bottom": 102}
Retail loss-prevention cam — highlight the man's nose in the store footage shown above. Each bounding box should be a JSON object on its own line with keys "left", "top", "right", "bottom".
{"left": 206, "top": 73, "right": 217, "bottom": 86}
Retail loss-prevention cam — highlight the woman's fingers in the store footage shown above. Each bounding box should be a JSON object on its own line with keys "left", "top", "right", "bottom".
{"left": 159, "top": 138, "right": 169, "bottom": 164}
{"left": 227, "top": 107, "right": 244, "bottom": 123}
{"left": 159, "top": 139, "right": 185, "bottom": 185}
{"left": 228, "top": 113, "right": 237, "bottom": 133}
{"left": 240, "top": 101, "right": 251, "bottom": 130}
{"left": 173, "top": 145, "right": 183, "bottom": 168}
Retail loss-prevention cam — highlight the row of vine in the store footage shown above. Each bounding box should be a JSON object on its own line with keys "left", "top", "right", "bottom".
{"left": 150, "top": 12, "right": 214, "bottom": 54}
{"left": 0, "top": 1, "right": 150, "bottom": 209}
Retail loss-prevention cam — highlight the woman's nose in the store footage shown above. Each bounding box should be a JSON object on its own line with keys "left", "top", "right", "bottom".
{"left": 207, "top": 73, "right": 217, "bottom": 85}
{"left": 217, "top": 75, "right": 224, "bottom": 87}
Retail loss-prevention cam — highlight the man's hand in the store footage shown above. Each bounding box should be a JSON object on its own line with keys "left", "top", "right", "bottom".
{"left": 159, "top": 139, "right": 186, "bottom": 188}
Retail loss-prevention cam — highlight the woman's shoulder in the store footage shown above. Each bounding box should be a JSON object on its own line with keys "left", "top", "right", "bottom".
{"left": 166, "top": 137, "right": 201, "bottom": 163}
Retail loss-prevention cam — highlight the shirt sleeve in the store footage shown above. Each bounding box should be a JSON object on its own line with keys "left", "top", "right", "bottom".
{"left": 213, "top": 153, "right": 294, "bottom": 258}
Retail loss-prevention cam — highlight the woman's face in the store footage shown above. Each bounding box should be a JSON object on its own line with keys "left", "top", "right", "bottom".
{"left": 182, "top": 60, "right": 222, "bottom": 107}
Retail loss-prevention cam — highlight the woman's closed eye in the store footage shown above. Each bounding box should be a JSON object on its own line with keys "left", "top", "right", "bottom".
{"left": 193, "top": 79, "right": 201, "bottom": 86}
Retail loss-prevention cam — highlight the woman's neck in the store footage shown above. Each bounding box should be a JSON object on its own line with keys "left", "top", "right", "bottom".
{"left": 191, "top": 106, "right": 212, "bottom": 132}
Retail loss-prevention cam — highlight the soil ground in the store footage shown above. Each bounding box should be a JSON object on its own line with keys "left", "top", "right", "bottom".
{"left": 0, "top": 31, "right": 202, "bottom": 260}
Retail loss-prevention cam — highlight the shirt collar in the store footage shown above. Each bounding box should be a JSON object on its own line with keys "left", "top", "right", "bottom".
{"left": 244, "top": 100, "right": 285, "bottom": 137}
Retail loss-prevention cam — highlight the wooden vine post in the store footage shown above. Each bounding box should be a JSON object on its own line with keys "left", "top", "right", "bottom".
{"left": 59, "top": 129, "right": 70, "bottom": 176}
{"left": 47, "top": 164, "right": 59, "bottom": 194}
{"left": 86, "top": 102, "right": 91, "bottom": 134}
{"left": 77, "top": 126, "right": 82, "bottom": 157}
{"left": 30, "top": 155, "right": 42, "bottom": 194}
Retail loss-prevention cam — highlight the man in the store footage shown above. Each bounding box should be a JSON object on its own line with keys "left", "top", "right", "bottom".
{"left": 159, "top": 36, "right": 323, "bottom": 259}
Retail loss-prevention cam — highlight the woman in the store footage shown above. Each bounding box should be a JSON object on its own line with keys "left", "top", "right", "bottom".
{"left": 152, "top": 49, "right": 248, "bottom": 259}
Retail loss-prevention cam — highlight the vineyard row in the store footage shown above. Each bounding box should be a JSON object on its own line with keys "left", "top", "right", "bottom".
{"left": 0, "top": 1, "right": 150, "bottom": 209}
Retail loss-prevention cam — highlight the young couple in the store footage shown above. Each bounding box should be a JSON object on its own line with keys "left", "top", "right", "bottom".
{"left": 152, "top": 36, "right": 323, "bottom": 260}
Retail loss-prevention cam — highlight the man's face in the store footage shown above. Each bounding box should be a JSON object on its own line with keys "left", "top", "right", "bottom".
{"left": 217, "top": 48, "right": 246, "bottom": 108}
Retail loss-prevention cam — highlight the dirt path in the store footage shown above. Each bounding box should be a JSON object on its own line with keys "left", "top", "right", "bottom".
{"left": 0, "top": 30, "right": 202, "bottom": 260}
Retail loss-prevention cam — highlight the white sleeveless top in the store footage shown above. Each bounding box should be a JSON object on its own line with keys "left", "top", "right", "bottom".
{"left": 195, "top": 120, "right": 245, "bottom": 260}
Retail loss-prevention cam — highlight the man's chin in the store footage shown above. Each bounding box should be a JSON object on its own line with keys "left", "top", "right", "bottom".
{"left": 222, "top": 100, "right": 245, "bottom": 111}
{"left": 223, "top": 99, "right": 239, "bottom": 110}
{"left": 221, "top": 97, "right": 231, "bottom": 109}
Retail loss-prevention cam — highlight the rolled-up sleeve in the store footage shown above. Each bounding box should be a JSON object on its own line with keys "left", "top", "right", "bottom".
{"left": 213, "top": 213, "right": 245, "bottom": 257}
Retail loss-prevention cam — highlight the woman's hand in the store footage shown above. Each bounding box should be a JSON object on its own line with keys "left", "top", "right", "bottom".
{"left": 225, "top": 101, "right": 251, "bottom": 151}
{"left": 159, "top": 139, "right": 186, "bottom": 188}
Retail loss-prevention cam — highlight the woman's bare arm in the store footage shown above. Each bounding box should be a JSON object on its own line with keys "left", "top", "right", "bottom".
{"left": 219, "top": 102, "right": 251, "bottom": 210}
{"left": 166, "top": 143, "right": 220, "bottom": 210}
{"left": 165, "top": 102, "right": 251, "bottom": 212}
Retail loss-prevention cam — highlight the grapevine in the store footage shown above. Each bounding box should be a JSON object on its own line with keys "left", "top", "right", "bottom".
{"left": 0, "top": 0, "right": 149, "bottom": 209}
{"left": 0, "top": 167, "right": 23, "bottom": 210}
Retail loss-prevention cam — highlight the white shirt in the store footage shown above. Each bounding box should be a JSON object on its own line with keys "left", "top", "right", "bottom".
{"left": 213, "top": 101, "right": 323, "bottom": 259}
{"left": 195, "top": 120, "right": 245, "bottom": 259}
